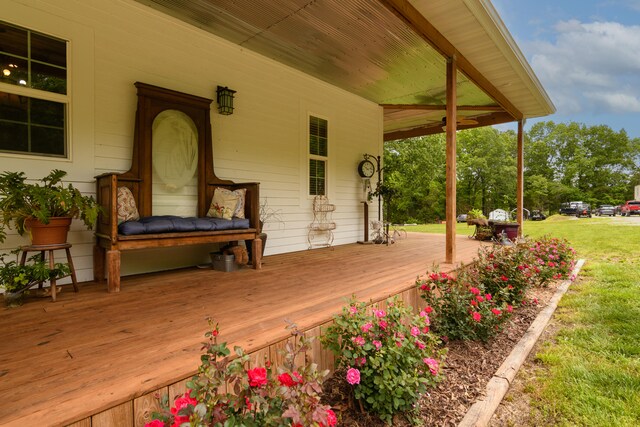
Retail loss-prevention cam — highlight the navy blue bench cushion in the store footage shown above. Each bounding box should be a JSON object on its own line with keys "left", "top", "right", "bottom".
{"left": 118, "top": 215, "right": 251, "bottom": 236}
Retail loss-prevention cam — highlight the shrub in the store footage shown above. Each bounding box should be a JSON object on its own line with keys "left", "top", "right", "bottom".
{"left": 147, "top": 320, "right": 335, "bottom": 427}
{"left": 417, "top": 271, "right": 512, "bottom": 342}
{"left": 526, "top": 236, "right": 576, "bottom": 286}
{"left": 321, "top": 296, "right": 445, "bottom": 424}
{"left": 418, "top": 236, "right": 576, "bottom": 342}
{"left": 469, "top": 244, "right": 535, "bottom": 305}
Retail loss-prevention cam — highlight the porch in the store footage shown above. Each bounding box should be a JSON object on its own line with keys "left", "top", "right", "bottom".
{"left": 1, "top": 233, "right": 482, "bottom": 427}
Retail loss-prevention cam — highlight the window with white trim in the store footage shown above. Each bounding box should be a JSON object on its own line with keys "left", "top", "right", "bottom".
{"left": 0, "top": 21, "right": 68, "bottom": 157}
{"left": 309, "top": 115, "right": 328, "bottom": 196}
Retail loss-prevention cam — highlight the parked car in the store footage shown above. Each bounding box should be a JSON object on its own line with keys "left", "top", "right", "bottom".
{"left": 621, "top": 200, "right": 640, "bottom": 216}
{"left": 596, "top": 205, "right": 616, "bottom": 216}
{"left": 575, "top": 203, "right": 591, "bottom": 218}
{"left": 530, "top": 210, "right": 546, "bottom": 221}
{"left": 559, "top": 201, "right": 583, "bottom": 216}
{"left": 456, "top": 214, "right": 468, "bottom": 223}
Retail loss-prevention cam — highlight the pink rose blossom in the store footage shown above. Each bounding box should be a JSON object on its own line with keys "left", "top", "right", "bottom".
{"left": 378, "top": 320, "right": 388, "bottom": 330}
{"left": 500, "top": 275, "right": 509, "bottom": 282}
{"left": 425, "top": 306, "right": 433, "bottom": 314}
{"left": 349, "top": 305, "right": 358, "bottom": 314}
{"left": 472, "top": 312, "right": 482, "bottom": 322}
{"left": 423, "top": 358, "right": 439, "bottom": 375}
{"left": 373, "top": 340, "right": 382, "bottom": 350}
{"left": 507, "top": 305, "right": 513, "bottom": 313}
{"left": 410, "top": 326, "right": 420, "bottom": 337}
{"left": 356, "top": 356, "right": 367, "bottom": 366}
{"left": 476, "top": 295, "right": 484, "bottom": 302}
{"left": 469, "top": 287, "right": 480, "bottom": 295}
{"left": 145, "top": 420, "right": 165, "bottom": 427}
{"left": 352, "top": 336, "right": 366, "bottom": 346}
{"left": 396, "top": 341, "right": 403, "bottom": 347}
{"left": 485, "top": 294, "right": 492, "bottom": 301}
{"left": 415, "top": 340, "right": 426, "bottom": 349}
{"left": 346, "top": 367, "right": 361, "bottom": 385}
{"left": 374, "top": 309, "right": 386, "bottom": 318}
{"left": 361, "top": 322, "right": 373, "bottom": 333}
{"left": 491, "top": 308, "right": 502, "bottom": 316}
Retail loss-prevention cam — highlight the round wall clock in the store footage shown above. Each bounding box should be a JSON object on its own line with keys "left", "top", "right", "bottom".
{"left": 357, "top": 159, "right": 375, "bottom": 178}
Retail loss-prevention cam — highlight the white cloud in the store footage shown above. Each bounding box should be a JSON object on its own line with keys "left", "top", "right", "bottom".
{"left": 584, "top": 91, "right": 640, "bottom": 112}
{"left": 528, "top": 20, "right": 640, "bottom": 115}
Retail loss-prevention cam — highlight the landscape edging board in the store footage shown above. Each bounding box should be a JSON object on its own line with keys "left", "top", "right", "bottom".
{"left": 458, "top": 258, "right": 586, "bottom": 427}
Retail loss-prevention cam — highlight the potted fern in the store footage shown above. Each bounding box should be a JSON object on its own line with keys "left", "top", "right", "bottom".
{"left": 0, "top": 169, "right": 101, "bottom": 245}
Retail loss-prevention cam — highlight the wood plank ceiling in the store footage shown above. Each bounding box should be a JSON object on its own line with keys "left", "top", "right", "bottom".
{"left": 134, "top": 0, "right": 554, "bottom": 140}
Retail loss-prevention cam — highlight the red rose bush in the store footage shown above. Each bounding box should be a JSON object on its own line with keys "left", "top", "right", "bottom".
{"left": 146, "top": 320, "right": 336, "bottom": 427}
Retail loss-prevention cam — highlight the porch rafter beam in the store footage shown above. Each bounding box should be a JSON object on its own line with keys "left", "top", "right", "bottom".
{"left": 383, "top": 111, "right": 515, "bottom": 141}
{"left": 380, "top": 104, "right": 504, "bottom": 112}
{"left": 377, "top": 0, "right": 524, "bottom": 120}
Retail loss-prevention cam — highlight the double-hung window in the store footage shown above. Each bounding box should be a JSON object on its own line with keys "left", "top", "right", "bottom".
{"left": 309, "top": 115, "right": 328, "bottom": 196}
{"left": 0, "top": 21, "right": 68, "bottom": 157}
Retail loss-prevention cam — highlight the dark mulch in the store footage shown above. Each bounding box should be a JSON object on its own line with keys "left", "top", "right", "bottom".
{"left": 324, "top": 284, "right": 559, "bottom": 426}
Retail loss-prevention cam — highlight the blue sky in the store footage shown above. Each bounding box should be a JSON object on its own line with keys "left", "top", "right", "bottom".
{"left": 491, "top": 0, "right": 640, "bottom": 138}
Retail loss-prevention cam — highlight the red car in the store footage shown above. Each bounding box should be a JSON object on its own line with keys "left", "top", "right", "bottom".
{"left": 621, "top": 201, "right": 640, "bottom": 216}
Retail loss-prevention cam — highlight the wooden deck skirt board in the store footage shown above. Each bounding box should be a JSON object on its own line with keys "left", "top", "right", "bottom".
{"left": 0, "top": 233, "right": 482, "bottom": 427}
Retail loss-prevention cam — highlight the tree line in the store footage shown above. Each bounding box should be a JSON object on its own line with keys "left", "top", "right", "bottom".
{"left": 381, "top": 121, "right": 640, "bottom": 224}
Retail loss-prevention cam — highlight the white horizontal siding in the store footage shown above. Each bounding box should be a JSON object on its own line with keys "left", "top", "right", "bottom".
{"left": 2, "top": 0, "right": 383, "bottom": 282}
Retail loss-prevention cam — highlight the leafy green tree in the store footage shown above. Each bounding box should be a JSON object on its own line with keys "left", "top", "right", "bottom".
{"left": 382, "top": 121, "right": 639, "bottom": 223}
{"left": 383, "top": 135, "right": 446, "bottom": 223}
{"left": 456, "top": 127, "right": 516, "bottom": 215}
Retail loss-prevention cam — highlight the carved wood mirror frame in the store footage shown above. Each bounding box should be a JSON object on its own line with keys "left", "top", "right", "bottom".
{"left": 120, "top": 82, "right": 233, "bottom": 217}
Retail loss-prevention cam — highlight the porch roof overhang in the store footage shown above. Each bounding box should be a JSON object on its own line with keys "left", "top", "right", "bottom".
{"left": 134, "top": 0, "right": 555, "bottom": 140}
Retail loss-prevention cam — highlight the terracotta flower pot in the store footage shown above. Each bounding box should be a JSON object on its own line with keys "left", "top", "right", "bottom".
{"left": 26, "top": 217, "right": 72, "bottom": 245}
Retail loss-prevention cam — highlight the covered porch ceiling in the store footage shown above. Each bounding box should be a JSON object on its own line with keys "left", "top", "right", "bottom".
{"left": 134, "top": 0, "right": 555, "bottom": 140}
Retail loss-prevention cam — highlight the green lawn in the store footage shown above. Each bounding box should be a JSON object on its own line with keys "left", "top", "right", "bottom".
{"left": 412, "top": 216, "right": 640, "bottom": 426}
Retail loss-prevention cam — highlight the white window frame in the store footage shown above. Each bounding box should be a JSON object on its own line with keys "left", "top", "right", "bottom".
{"left": 0, "top": 21, "right": 69, "bottom": 159}
{"left": 308, "top": 114, "right": 329, "bottom": 197}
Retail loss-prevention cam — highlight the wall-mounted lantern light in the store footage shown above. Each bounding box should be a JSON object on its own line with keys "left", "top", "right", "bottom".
{"left": 216, "top": 86, "right": 236, "bottom": 115}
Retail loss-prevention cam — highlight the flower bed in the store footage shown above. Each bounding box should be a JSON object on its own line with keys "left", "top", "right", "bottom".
{"left": 324, "top": 283, "right": 558, "bottom": 426}
{"left": 146, "top": 236, "right": 575, "bottom": 426}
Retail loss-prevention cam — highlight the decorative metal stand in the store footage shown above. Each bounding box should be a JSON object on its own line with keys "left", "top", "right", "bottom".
{"left": 308, "top": 195, "right": 336, "bottom": 249}
{"left": 363, "top": 153, "right": 382, "bottom": 221}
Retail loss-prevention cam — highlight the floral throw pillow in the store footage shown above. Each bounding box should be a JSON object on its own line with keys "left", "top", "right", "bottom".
{"left": 231, "top": 188, "right": 246, "bottom": 219}
{"left": 117, "top": 186, "right": 140, "bottom": 224}
{"left": 207, "top": 188, "right": 241, "bottom": 220}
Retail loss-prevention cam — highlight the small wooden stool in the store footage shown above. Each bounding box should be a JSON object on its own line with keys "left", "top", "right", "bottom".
{"left": 20, "top": 243, "right": 79, "bottom": 302}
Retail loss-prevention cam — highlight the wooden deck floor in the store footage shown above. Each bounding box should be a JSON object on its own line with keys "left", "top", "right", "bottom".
{"left": 0, "top": 233, "right": 481, "bottom": 427}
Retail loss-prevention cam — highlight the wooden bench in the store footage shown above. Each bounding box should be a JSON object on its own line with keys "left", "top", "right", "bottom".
{"left": 93, "top": 83, "right": 262, "bottom": 292}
